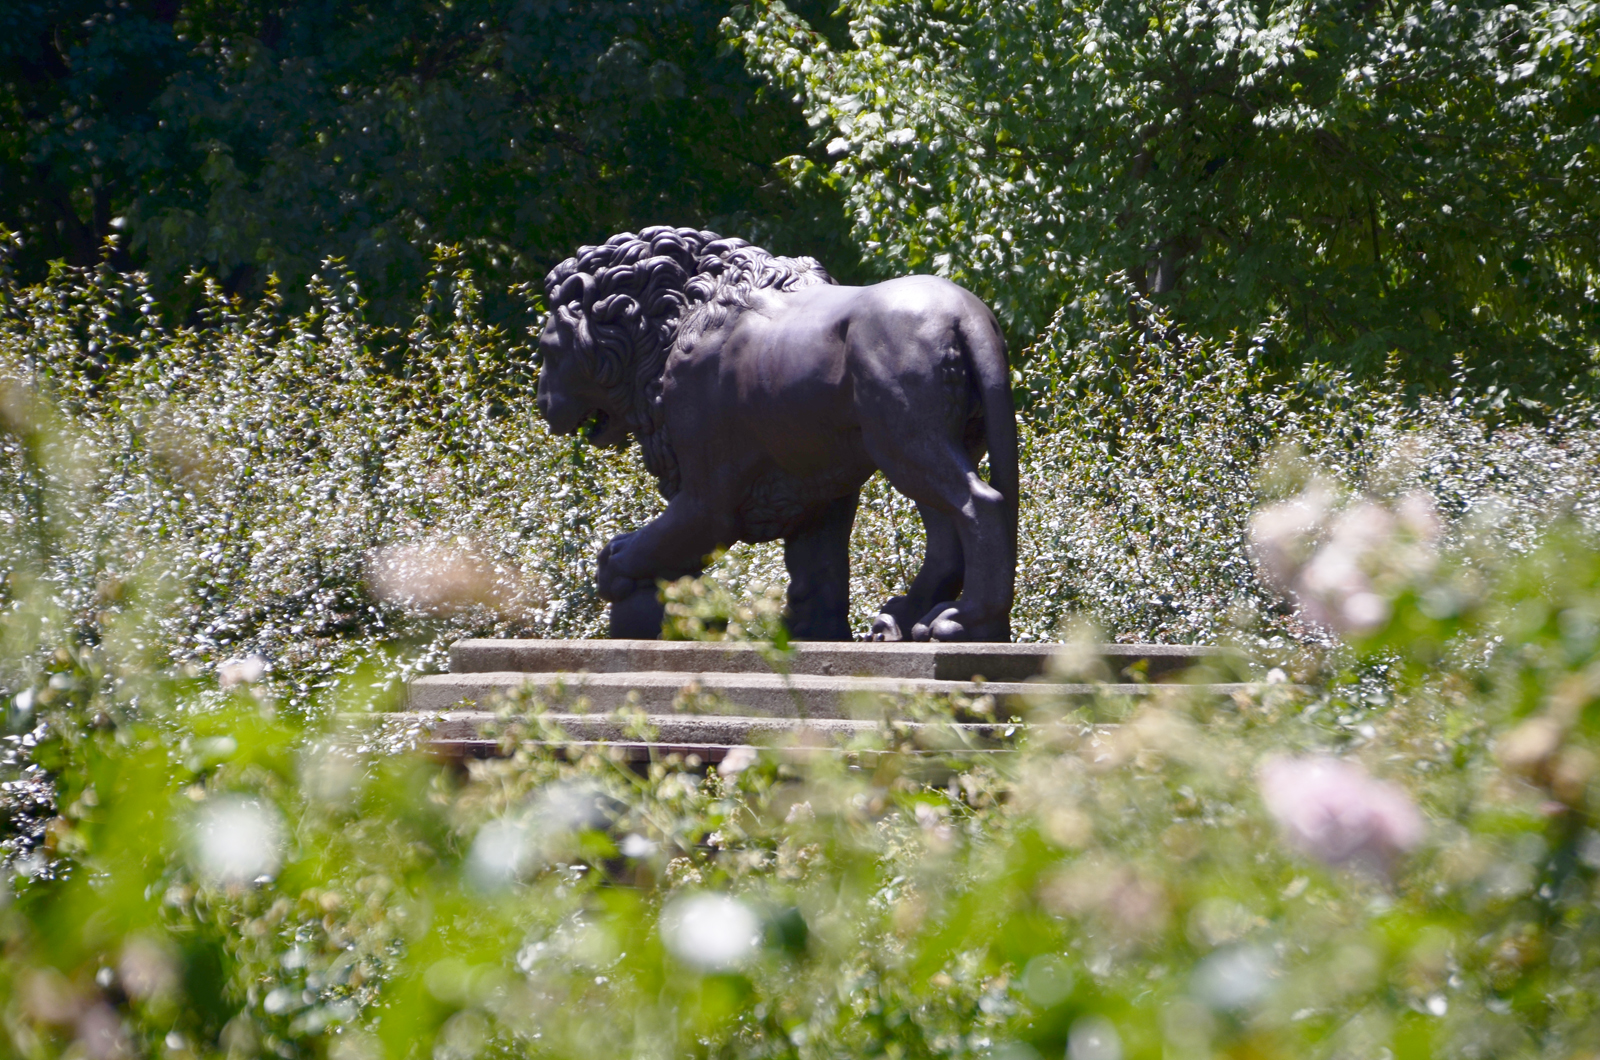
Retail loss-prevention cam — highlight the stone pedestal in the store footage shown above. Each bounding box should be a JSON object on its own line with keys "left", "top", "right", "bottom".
{"left": 391, "top": 639, "right": 1247, "bottom": 761}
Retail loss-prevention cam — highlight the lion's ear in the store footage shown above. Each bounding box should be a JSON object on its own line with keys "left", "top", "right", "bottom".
{"left": 554, "top": 272, "right": 593, "bottom": 309}
{"left": 555, "top": 305, "right": 584, "bottom": 334}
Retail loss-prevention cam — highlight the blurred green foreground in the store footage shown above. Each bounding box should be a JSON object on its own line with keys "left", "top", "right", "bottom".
{"left": 7, "top": 512, "right": 1600, "bottom": 1060}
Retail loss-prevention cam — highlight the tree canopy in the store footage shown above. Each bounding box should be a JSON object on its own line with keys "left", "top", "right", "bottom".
{"left": 3, "top": 0, "right": 1598, "bottom": 390}
{"left": 731, "top": 0, "right": 1600, "bottom": 392}
{"left": 0, "top": 0, "right": 854, "bottom": 322}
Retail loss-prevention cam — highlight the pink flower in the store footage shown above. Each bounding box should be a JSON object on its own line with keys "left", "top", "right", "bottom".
{"left": 1249, "top": 488, "right": 1440, "bottom": 637}
{"left": 1258, "top": 755, "right": 1424, "bottom": 873}
{"left": 366, "top": 537, "right": 522, "bottom": 615}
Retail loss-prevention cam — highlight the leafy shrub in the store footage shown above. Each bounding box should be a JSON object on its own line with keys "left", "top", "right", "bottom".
{"left": 6, "top": 244, "right": 1600, "bottom": 1058}
{"left": 0, "top": 0, "right": 856, "bottom": 325}
{"left": 4, "top": 250, "right": 1598, "bottom": 707}
{"left": 5, "top": 484, "right": 1600, "bottom": 1059}
{"left": 0, "top": 246, "right": 667, "bottom": 713}
{"left": 1008, "top": 277, "right": 1600, "bottom": 643}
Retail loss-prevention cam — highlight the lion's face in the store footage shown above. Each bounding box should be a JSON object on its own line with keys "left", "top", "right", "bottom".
{"left": 535, "top": 316, "right": 633, "bottom": 447}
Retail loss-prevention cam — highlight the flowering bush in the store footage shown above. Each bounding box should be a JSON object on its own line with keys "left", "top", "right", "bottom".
{"left": 5, "top": 507, "right": 1600, "bottom": 1060}
{"left": 3, "top": 249, "right": 1596, "bottom": 700}
{"left": 6, "top": 249, "right": 1600, "bottom": 1058}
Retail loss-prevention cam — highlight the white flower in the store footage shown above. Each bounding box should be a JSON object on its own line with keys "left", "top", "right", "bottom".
{"left": 466, "top": 817, "right": 535, "bottom": 888}
{"left": 1249, "top": 486, "right": 1333, "bottom": 591}
{"left": 1017, "top": 954, "right": 1075, "bottom": 1007}
{"left": 619, "top": 833, "right": 657, "bottom": 859}
{"left": 467, "top": 782, "right": 619, "bottom": 888}
{"left": 118, "top": 937, "right": 178, "bottom": 1000}
{"left": 1297, "top": 502, "right": 1397, "bottom": 633}
{"left": 1250, "top": 487, "right": 1440, "bottom": 636}
{"left": 193, "top": 797, "right": 284, "bottom": 884}
{"left": 718, "top": 745, "right": 758, "bottom": 775}
{"left": 217, "top": 655, "right": 268, "bottom": 688}
{"left": 660, "top": 893, "right": 762, "bottom": 972}
{"left": 301, "top": 746, "right": 363, "bottom": 805}
{"left": 1067, "top": 1016, "right": 1121, "bottom": 1060}
{"left": 1191, "top": 945, "right": 1274, "bottom": 1010}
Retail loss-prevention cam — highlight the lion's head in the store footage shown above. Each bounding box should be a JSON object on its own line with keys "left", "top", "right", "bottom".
{"left": 535, "top": 226, "right": 833, "bottom": 495}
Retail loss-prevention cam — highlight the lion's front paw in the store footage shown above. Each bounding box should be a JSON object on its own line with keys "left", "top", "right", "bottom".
{"left": 609, "top": 582, "right": 666, "bottom": 639}
{"left": 596, "top": 535, "right": 640, "bottom": 602}
{"left": 911, "top": 602, "right": 969, "bottom": 642}
{"left": 869, "top": 597, "right": 919, "bottom": 642}
{"left": 869, "top": 612, "right": 906, "bottom": 642}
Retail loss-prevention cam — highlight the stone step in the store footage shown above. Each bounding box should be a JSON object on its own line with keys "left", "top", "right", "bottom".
{"left": 414, "top": 710, "right": 1011, "bottom": 744}
{"left": 408, "top": 669, "right": 1256, "bottom": 720}
{"left": 447, "top": 638, "right": 1220, "bottom": 683}
{"left": 370, "top": 712, "right": 1019, "bottom": 762}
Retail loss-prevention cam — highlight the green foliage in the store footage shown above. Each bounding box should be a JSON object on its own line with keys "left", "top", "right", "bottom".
{"left": 0, "top": 243, "right": 669, "bottom": 713}
{"left": 730, "top": 0, "right": 1600, "bottom": 391}
{"left": 5, "top": 4, "right": 1600, "bottom": 1053}
{"left": 4, "top": 243, "right": 1600, "bottom": 1059}
{"left": 0, "top": 0, "right": 857, "bottom": 323}
{"left": 661, "top": 568, "right": 791, "bottom": 644}
{"left": 3, "top": 247, "right": 1597, "bottom": 717}
{"left": 8, "top": 484, "right": 1600, "bottom": 1058}
{"left": 1011, "top": 275, "right": 1600, "bottom": 641}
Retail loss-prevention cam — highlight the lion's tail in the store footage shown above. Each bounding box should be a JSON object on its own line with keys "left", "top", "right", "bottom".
{"left": 965, "top": 309, "right": 1018, "bottom": 552}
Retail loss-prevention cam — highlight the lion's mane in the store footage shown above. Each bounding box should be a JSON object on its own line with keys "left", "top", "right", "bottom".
{"left": 543, "top": 226, "right": 834, "bottom": 497}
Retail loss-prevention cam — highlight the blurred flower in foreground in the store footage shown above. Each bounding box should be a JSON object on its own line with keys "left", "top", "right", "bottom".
{"left": 660, "top": 893, "right": 762, "bottom": 972}
{"left": 718, "top": 745, "right": 758, "bottom": 774}
{"left": 619, "top": 833, "right": 658, "bottom": 858}
{"left": 118, "top": 936, "right": 179, "bottom": 1001}
{"left": 1258, "top": 755, "right": 1424, "bottom": 873}
{"left": 1067, "top": 1015, "right": 1122, "bottom": 1060}
{"left": 192, "top": 796, "right": 285, "bottom": 885}
{"left": 467, "top": 781, "right": 621, "bottom": 888}
{"left": 75, "top": 1002, "right": 130, "bottom": 1060}
{"left": 366, "top": 537, "right": 524, "bottom": 615}
{"left": 301, "top": 745, "right": 365, "bottom": 805}
{"left": 1018, "top": 954, "right": 1075, "bottom": 1007}
{"left": 466, "top": 817, "right": 534, "bottom": 889}
{"left": 1251, "top": 486, "right": 1439, "bottom": 635}
{"left": 1191, "top": 945, "right": 1274, "bottom": 1011}
{"left": 217, "top": 654, "right": 268, "bottom": 688}
{"left": 23, "top": 973, "right": 132, "bottom": 1060}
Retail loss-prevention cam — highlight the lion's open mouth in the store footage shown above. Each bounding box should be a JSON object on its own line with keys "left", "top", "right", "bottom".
{"left": 581, "top": 408, "right": 611, "bottom": 442}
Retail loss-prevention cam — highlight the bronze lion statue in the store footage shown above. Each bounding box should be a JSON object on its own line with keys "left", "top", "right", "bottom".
{"left": 535, "top": 226, "right": 1017, "bottom": 642}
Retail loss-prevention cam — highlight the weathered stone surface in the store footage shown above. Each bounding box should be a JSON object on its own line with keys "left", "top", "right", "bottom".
{"left": 447, "top": 638, "right": 1219, "bottom": 682}
{"left": 414, "top": 711, "right": 1003, "bottom": 744}
{"left": 409, "top": 670, "right": 1250, "bottom": 718}
{"left": 371, "top": 711, "right": 1018, "bottom": 762}
{"left": 399, "top": 637, "right": 1250, "bottom": 758}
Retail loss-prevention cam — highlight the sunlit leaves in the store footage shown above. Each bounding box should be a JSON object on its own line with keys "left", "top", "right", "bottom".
{"left": 732, "top": 0, "right": 1600, "bottom": 390}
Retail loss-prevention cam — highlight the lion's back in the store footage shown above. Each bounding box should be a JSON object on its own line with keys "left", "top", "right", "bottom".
{"left": 847, "top": 274, "right": 996, "bottom": 333}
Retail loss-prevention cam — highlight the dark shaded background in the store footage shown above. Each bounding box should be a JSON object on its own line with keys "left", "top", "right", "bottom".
{"left": 0, "top": 0, "right": 859, "bottom": 325}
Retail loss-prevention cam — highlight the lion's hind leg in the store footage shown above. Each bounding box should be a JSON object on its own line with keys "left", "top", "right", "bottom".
{"left": 863, "top": 441, "right": 1013, "bottom": 643}
{"left": 868, "top": 502, "right": 963, "bottom": 642}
